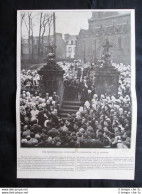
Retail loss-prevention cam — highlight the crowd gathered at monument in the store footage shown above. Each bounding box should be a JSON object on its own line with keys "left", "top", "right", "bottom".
{"left": 20, "top": 56, "right": 131, "bottom": 149}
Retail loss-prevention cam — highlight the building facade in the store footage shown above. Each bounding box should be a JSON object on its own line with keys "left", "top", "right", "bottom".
{"left": 21, "top": 33, "right": 66, "bottom": 63}
{"left": 75, "top": 12, "right": 131, "bottom": 65}
{"left": 64, "top": 34, "right": 77, "bottom": 59}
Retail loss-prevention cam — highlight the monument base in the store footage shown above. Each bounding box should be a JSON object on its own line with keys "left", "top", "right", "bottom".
{"left": 38, "top": 53, "right": 65, "bottom": 100}
{"left": 94, "top": 65, "right": 119, "bottom": 97}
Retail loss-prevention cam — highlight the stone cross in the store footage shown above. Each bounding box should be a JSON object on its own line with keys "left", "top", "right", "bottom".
{"left": 102, "top": 39, "right": 113, "bottom": 67}
{"left": 103, "top": 39, "right": 112, "bottom": 55}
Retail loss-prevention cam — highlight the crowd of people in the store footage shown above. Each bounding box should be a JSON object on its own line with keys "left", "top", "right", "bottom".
{"left": 113, "top": 62, "right": 131, "bottom": 97}
{"left": 21, "top": 69, "right": 40, "bottom": 90}
{"left": 20, "top": 61, "right": 132, "bottom": 149}
{"left": 61, "top": 61, "right": 95, "bottom": 102}
{"left": 63, "top": 75, "right": 95, "bottom": 102}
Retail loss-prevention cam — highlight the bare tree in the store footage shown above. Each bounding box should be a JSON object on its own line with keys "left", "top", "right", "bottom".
{"left": 27, "top": 12, "right": 32, "bottom": 61}
{"left": 47, "top": 13, "right": 53, "bottom": 47}
{"left": 38, "top": 12, "right": 43, "bottom": 57}
{"left": 38, "top": 12, "right": 53, "bottom": 58}
{"left": 22, "top": 12, "right": 33, "bottom": 62}
{"left": 30, "top": 18, "right": 34, "bottom": 61}
{"left": 22, "top": 12, "right": 36, "bottom": 63}
{"left": 22, "top": 11, "right": 54, "bottom": 63}
{"left": 41, "top": 13, "right": 53, "bottom": 56}
{"left": 21, "top": 13, "right": 25, "bottom": 37}
{"left": 21, "top": 13, "right": 25, "bottom": 57}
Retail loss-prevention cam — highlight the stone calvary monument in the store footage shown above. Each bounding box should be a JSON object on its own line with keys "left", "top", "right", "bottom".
{"left": 37, "top": 12, "right": 65, "bottom": 101}
{"left": 94, "top": 39, "right": 119, "bottom": 96}
{"left": 38, "top": 53, "right": 65, "bottom": 101}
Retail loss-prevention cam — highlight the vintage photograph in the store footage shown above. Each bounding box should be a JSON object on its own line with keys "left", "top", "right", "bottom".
{"left": 19, "top": 10, "right": 132, "bottom": 149}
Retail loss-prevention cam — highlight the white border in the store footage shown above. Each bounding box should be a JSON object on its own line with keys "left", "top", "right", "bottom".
{"left": 16, "top": 9, "right": 137, "bottom": 180}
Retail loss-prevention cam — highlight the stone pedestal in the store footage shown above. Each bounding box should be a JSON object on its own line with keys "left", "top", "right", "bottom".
{"left": 38, "top": 53, "right": 64, "bottom": 100}
{"left": 94, "top": 65, "right": 119, "bottom": 97}
{"left": 94, "top": 39, "right": 119, "bottom": 97}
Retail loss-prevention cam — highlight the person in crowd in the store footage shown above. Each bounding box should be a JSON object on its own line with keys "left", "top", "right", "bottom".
{"left": 20, "top": 62, "right": 131, "bottom": 149}
{"left": 53, "top": 92, "right": 60, "bottom": 104}
{"left": 21, "top": 69, "right": 41, "bottom": 90}
{"left": 63, "top": 76, "right": 70, "bottom": 100}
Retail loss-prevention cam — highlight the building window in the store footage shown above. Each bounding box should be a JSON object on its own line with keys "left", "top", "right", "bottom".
{"left": 68, "top": 47, "right": 72, "bottom": 53}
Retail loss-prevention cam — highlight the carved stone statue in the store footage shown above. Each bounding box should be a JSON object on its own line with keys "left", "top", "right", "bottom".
{"left": 102, "top": 39, "right": 112, "bottom": 67}
{"left": 103, "top": 39, "right": 112, "bottom": 53}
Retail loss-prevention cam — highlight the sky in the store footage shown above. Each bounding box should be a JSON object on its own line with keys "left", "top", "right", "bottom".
{"left": 55, "top": 11, "right": 92, "bottom": 36}
{"left": 21, "top": 11, "right": 92, "bottom": 38}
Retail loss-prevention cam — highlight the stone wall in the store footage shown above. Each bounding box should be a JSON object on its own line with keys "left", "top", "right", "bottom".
{"left": 76, "top": 12, "right": 131, "bottom": 65}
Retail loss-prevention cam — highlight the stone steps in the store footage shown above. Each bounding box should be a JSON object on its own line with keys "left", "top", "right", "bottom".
{"left": 62, "top": 101, "right": 83, "bottom": 106}
{"left": 60, "top": 109, "right": 78, "bottom": 113}
{"left": 60, "top": 101, "right": 83, "bottom": 119}
{"left": 61, "top": 105, "right": 80, "bottom": 110}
